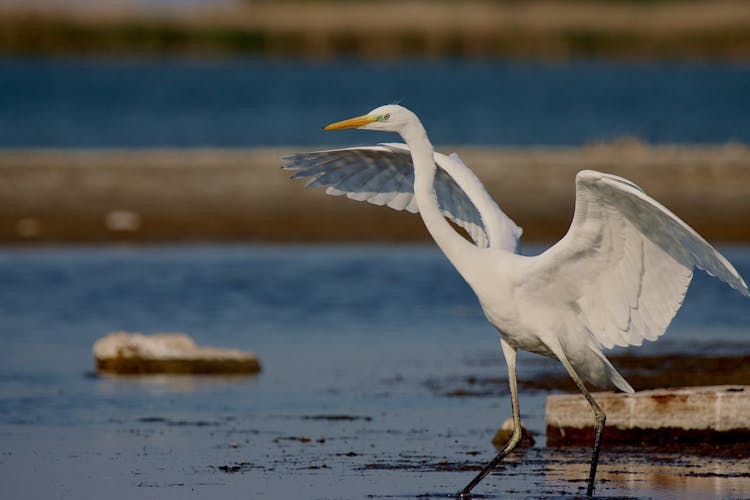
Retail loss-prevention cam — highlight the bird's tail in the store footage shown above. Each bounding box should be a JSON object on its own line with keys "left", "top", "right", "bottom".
{"left": 591, "top": 347, "right": 634, "bottom": 394}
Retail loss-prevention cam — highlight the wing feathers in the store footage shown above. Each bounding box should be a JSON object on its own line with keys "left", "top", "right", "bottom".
{"left": 282, "top": 144, "right": 521, "bottom": 248}
{"left": 595, "top": 172, "right": 748, "bottom": 295}
{"left": 533, "top": 169, "right": 747, "bottom": 351}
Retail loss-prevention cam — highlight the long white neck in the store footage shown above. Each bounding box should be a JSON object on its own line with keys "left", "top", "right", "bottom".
{"left": 401, "top": 121, "right": 477, "bottom": 272}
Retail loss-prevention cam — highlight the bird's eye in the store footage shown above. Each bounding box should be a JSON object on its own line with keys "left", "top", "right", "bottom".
{"left": 383, "top": 113, "right": 391, "bottom": 120}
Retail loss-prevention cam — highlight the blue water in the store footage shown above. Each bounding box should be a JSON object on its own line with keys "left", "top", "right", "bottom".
{"left": 1, "top": 244, "right": 748, "bottom": 384}
{"left": 0, "top": 244, "right": 749, "bottom": 499}
{"left": 1, "top": 58, "right": 749, "bottom": 148}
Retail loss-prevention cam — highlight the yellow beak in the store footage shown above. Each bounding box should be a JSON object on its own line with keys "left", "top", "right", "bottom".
{"left": 323, "top": 114, "right": 376, "bottom": 131}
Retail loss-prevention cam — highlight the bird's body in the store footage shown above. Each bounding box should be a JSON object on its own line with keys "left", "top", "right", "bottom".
{"left": 283, "top": 104, "right": 749, "bottom": 497}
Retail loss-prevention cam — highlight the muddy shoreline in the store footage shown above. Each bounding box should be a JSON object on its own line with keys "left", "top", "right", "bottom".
{"left": 1, "top": 144, "right": 749, "bottom": 243}
{"left": 427, "top": 352, "right": 750, "bottom": 397}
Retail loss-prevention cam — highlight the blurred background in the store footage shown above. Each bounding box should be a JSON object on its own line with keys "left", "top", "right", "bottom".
{"left": 1, "top": 1, "right": 750, "bottom": 499}
{"left": 1, "top": 0, "right": 750, "bottom": 243}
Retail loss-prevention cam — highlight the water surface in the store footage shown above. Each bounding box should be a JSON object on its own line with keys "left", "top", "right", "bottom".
{"left": 2, "top": 59, "right": 749, "bottom": 148}
{"left": 0, "top": 244, "right": 749, "bottom": 499}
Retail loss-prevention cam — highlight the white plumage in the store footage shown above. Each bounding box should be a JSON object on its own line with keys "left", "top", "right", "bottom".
{"left": 283, "top": 143, "right": 521, "bottom": 251}
{"left": 283, "top": 104, "right": 749, "bottom": 498}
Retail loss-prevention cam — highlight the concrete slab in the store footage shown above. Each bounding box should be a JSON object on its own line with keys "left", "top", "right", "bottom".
{"left": 93, "top": 331, "right": 261, "bottom": 375}
{"left": 546, "top": 386, "right": 750, "bottom": 449}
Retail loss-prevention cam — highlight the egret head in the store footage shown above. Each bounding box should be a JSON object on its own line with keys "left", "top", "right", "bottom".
{"left": 323, "top": 104, "right": 416, "bottom": 134}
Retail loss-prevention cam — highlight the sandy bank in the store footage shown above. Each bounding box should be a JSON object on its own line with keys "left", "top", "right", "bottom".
{"left": 1, "top": 144, "right": 748, "bottom": 243}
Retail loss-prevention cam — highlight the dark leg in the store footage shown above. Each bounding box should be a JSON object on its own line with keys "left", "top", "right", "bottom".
{"left": 457, "top": 339, "right": 520, "bottom": 499}
{"left": 556, "top": 354, "right": 606, "bottom": 497}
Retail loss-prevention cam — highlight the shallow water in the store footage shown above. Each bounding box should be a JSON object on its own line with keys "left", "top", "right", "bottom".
{"left": 0, "top": 244, "right": 749, "bottom": 499}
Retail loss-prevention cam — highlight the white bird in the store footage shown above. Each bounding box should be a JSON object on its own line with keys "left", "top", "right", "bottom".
{"left": 282, "top": 105, "right": 750, "bottom": 498}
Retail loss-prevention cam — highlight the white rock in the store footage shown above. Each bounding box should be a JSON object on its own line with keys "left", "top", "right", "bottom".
{"left": 93, "top": 331, "right": 261, "bottom": 374}
{"left": 492, "top": 417, "right": 535, "bottom": 448}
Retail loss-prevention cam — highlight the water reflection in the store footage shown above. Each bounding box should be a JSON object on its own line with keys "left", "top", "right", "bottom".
{"left": 543, "top": 448, "right": 750, "bottom": 499}
{"left": 95, "top": 373, "right": 259, "bottom": 394}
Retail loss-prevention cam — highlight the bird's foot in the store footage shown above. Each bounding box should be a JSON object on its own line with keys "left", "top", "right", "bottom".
{"left": 455, "top": 490, "right": 472, "bottom": 499}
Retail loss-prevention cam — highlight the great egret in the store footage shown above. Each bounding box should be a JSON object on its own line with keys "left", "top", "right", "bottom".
{"left": 282, "top": 105, "right": 749, "bottom": 498}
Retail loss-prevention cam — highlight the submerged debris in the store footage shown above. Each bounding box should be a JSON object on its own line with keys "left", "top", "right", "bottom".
{"left": 214, "top": 462, "right": 260, "bottom": 474}
{"left": 302, "top": 415, "right": 373, "bottom": 422}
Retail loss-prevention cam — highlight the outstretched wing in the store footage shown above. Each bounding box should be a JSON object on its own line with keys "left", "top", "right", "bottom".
{"left": 528, "top": 170, "right": 749, "bottom": 350}
{"left": 282, "top": 143, "right": 521, "bottom": 250}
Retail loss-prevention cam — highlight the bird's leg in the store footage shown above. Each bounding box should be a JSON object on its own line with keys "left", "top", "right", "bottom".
{"left": 556, "top": 355, "right": 606, "bottom": 497}
{"left": 457, "top": 339, "right": 521, "bottom": 499}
